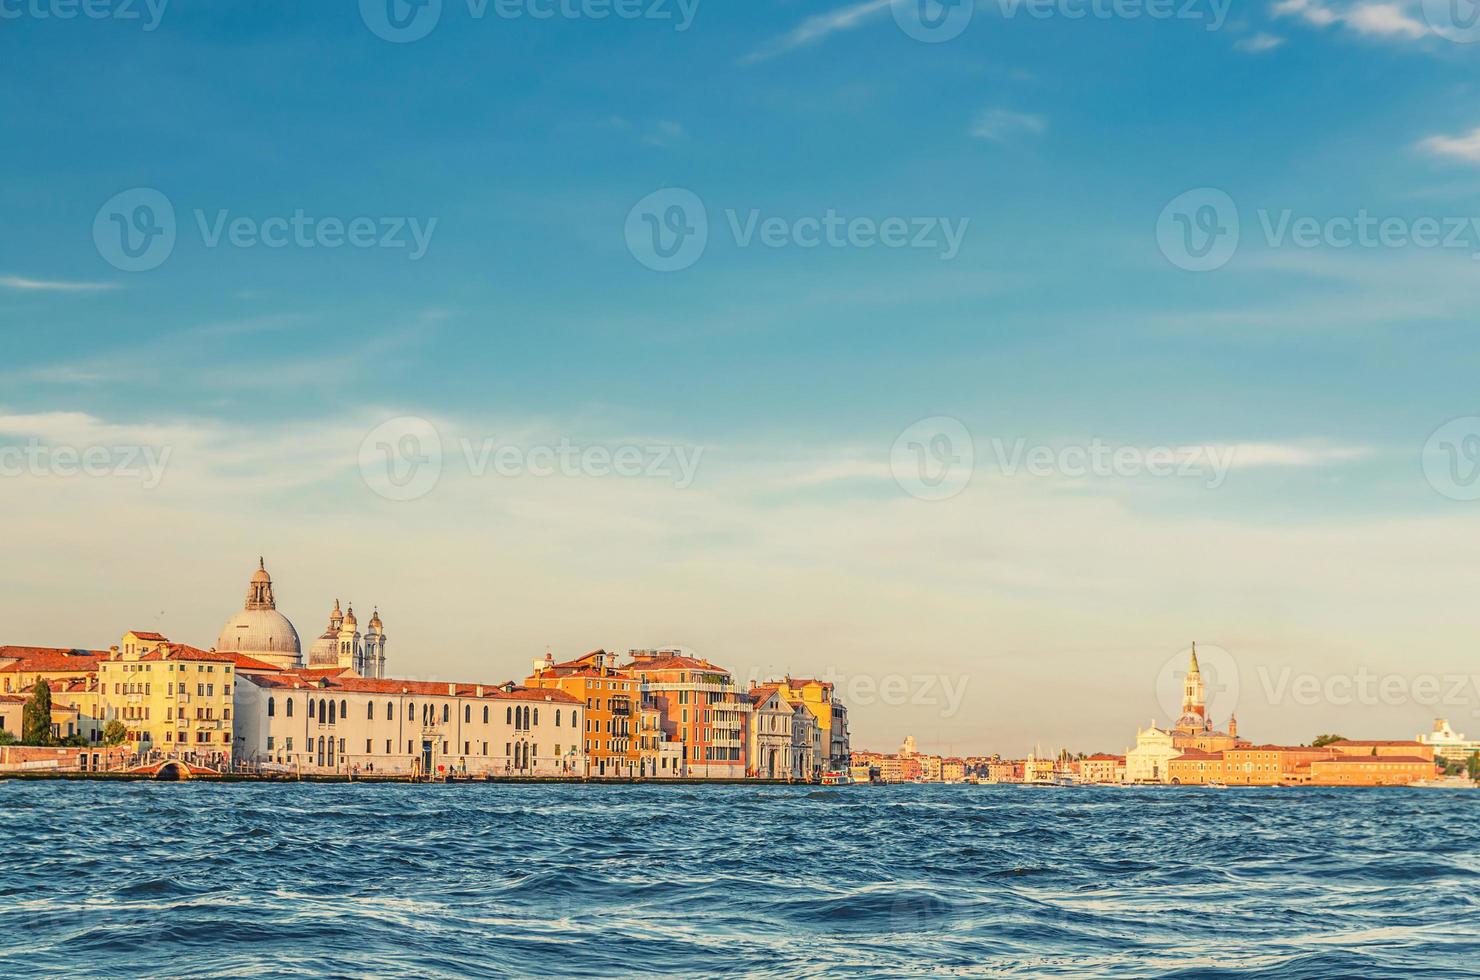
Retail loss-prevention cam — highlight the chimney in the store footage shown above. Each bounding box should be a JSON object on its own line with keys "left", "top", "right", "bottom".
{"left": 448, "top": 683, "right": 456, "bottom": 696}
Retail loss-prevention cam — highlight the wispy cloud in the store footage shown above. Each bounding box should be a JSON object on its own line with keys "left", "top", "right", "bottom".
{"left": 1220, "top": 443, "right": 1374, "bottom": 467}
{"left": 1272, "top": 0, "right": 1430, "bottom": 40}
{"left": 1417, "top": 126, "right": 1480, "bottom": 164}
{"left": 970, "top": 108, "right": 1047, "bottom": 143}
{"left": 0, "top": 275, "right": 119, "bottom": 292}
{"left": 643, "top": 120, "right": 689, "bottom": 149}
{"left": 1236, "top": 32, "right": 1287, "bottom": 52}
{"left": 740, "top": 0, "right": 892, "bottom": 65}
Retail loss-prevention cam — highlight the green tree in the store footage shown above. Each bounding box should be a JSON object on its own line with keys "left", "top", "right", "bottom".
{"left": 0, "top": 729, "right": 15, "bottom": 746}
{"left": 1310, "top": 734, "right": 1346, "bottom": 748}
{"left": 1467, "top": 752, "right": 1480, "bottom": 783}
{"left": 21, "top": 679, "right": 54, "bottom": 746}
{"left": 102, "top": 720, "right": 127, "bottom": 747}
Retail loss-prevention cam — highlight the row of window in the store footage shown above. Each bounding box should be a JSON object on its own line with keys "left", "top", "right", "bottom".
{"left": 265, "top": 695, "right": 580, "bottom": 731}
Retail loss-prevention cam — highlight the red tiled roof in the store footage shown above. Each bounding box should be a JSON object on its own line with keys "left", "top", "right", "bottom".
{"left": 126, "top": 630, "right": 169, "bottom": 641}
{"left": 1313, "top": 755, "right": 1435, "bottom": 765}
{"left": 622, "top": 655, "right": 730, "bottom": 674}
{"left": 0, "top": 647, "right": 108, "bottom": 672}
{"left": 246, "top": 672, "right": 582, "bottom": 704}
{"left": 1328, "top": 740, "right": 1425, "bottom": 748}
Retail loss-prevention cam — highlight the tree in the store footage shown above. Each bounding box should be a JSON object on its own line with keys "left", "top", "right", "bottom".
{"left": 1311, "top": 734, "right": 1346, "bottom": 748}
{"left": 102, "top": 720, "right": 127, "bottom": 747}
{"left": 0, "top": 729, "right": 15, "bottom": 746}
{"left": 21, "top": 680, "right": 54, "bottom": 746}
{"left": 1468, "top": 752, "right": 1480, "bottom": 783}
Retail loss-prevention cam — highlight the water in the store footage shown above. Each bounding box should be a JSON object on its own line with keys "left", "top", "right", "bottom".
{"left": 1, "top": 783, "right": 1476, "bottom": 978}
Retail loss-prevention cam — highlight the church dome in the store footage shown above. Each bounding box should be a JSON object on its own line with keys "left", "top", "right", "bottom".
{"left": 217, "top": 608, "right": 302, "bottom": 660}
{"left": 217, "top": 559, "right": 302, "bottom": 669}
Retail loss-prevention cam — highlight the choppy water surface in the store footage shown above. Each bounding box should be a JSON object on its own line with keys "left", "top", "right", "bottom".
{"left": 1, "top": 783, "right": 1477, "bottom": 978}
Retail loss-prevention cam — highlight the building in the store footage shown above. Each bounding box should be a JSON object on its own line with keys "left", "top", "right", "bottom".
{"left": 1326, "top": 739, "right": 1435, "bottom": 762}
{"left": 624, "top": 650, "right": 751, "bottom": 779}
{"left": 1309, "top": 755, "right": 1436, "bottom": 786}
{"left": 748, "top": 684, "right": 798, "bottom": 779}
{"left": 0, "top": 646, "right": 107, "bottom": 696}
{"left": 526, "top": 650, "right": 640, "bottom": 777}
{"left": 235, "top": 671, "right": 584, "bottom": 776}
{"left": 97, "top": 631, "right": 280, "bottom": 767}
{"left": 1125, "top": 722, "right": 1179, "bottom": 783}
{"left": 791, "top": 698, "right": 821, "bottom": 780}
{"left": 307, "top": 600, "right": 388, "bottom": 678}
{"left": 215, "top": 559, "right": 388, "bottom": 676}
{"left": 770, "top": 677, "right": 850, "bottom": 770}
{"left": 637, "top": 701, "right": 684, "bottom": 777}
{"left": 1417, "top": 719, "right": 1480, "bottom": 765}
{"left": 1168, "top": 644, "right": 1241, "bottom": 752}
{"left": 1080, "top": 753, "right": 1123, "bottom": 784}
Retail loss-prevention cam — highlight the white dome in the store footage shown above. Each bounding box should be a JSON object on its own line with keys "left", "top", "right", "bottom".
{"left": 308, "top": 629, "right": 339, "bottom": 667}
{"left": 217, "top": 608, "right": 302, "bottom": 662}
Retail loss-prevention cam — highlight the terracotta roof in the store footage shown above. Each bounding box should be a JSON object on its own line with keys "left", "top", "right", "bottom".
{"left": 0, "top": 647, "right": 108, "bottom": 672}
{"left": 1085, "top": 753, "right": 1123, "bottom": 761}
{"left": 1327, "top": 740, "right": 1425, "bottom": 748}
{"left": 125, "top": 630, "right": 169, "bottom": 641}
{"left": 749, "top": 684, "right": 782, "bottom": 706}
{"left": 137, "top": 644, "right": 259, "bottom": 665}
{"left": 247, "top": 672, "right": 582, "bottom": 704}
{"left": 1313, "top": 755, "right": 1435, "bottom": 765}
{"left": 622, "top": 655, "right": 730, "bottom": 674}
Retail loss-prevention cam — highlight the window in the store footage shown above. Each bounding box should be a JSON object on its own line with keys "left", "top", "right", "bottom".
{"left": 483, "top": 706, "right": 489, "bottom": 724}
{"left": 267, "top": 736, "right": 275, "bottom": 751}
{"left": 328, "top": 700, "right": 335, "bottom": 724}
{"left": 506, "top": 706, "right": 512, "bottom": 724}
{"left": 267, "top": 696, "right": 276, "bottom": 718}
{"left": 368, "top": 702, "right": 374, "bottom": 721}
{"left": 555, "top": 709, "right": 561, "bottom": 726}
{"left": 307, "top": 699, "right": 315, "bottom": 720}
{"left": 286, "top": 699, "right": 294, "bottom": 718}
{"left": 533, "top": 708, "right": 539, "bottom": 726}
{"left": 442, "top": 704, "right": 449, "bottom": 723}
{"left": 464, "top": 705, "right": 471, "bottom": 723}
{"left": 367, "top": 739, "right": 373, "bottom": 753}
{"left": 341, "top": 700, "right": 348, "bottom": 719}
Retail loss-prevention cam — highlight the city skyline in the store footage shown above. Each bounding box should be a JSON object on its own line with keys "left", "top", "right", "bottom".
{"left": 5, "top": 3, "right": 1480, "bottom": 757}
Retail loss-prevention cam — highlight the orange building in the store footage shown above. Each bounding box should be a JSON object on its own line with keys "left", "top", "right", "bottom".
{"left": 1309, "top": 755, "right": 1437, "bottom": 786}
{"left": 0, "top": 646, "right": 108, "bottom": 695}
{"left": 623, "top": 650, "right": 750, "bottom": 779}
{"left": 1168, "top": 749, "right": 1225, "bottom": 785}
{"left": 526, "top": 650, "right": 640, "bottom": 778}
{"left": 1326, "top": 740, "right": 1435, "bottom": 762}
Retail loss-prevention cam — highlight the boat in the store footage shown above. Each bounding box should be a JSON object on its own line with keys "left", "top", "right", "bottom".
{"left": 1409, "top": 776, "right": 1476, "bottom": 790}
{"left": 1207, "top": 781, "right": 1229, "bottom": 789}
{"left": 820, "top": 770, "right": 852, "bottom": 786}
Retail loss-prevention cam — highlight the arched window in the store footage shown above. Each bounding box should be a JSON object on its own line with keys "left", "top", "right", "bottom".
{"left": 341, "top": 700, "right": 348, "bottom": 719}
{"left": 286, "top": 698, "right": 294, "bottom": 718}
{"left": 571, "top": 711, "right": 578, "bottom": 728}
{"left": 368, "top": 702, "right": 374, "bottom": 721}
{"left": 464, "top": 705, "right": 471, "bottom": 723}
{"left": 267, "top": 696, "right": 276, "bottom": 718}
{"left": 555, "top": 709, "right": 561, "bottom": 726}
{"left": 533, "top": 708, "right": 539, "bottom": 726}
{"left": 482, "top": 706, "right": 489, "bottom": 724}
{"left": 307, "top": 699, "right": 315, "bottom": 720}
{"left": 328, "top": 700, "right": 336, "bottom": 724}
{"left": 442, "top": 704, "right": 449, "bottom": 723}
{"left": 506, "top": 706, "right": 512, "bottom": 724}
{"left": 524, "top": 705, "right": 531, "bottom": 729}
{"left": 387, "top": 702, "right": 394, "bottom": 721}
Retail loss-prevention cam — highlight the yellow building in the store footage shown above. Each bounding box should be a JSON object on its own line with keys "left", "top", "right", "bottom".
{"left": 0, "top": 646, "right": 107, "bottom": 696}
{"left": 98, "top": 631, "right": 279, "bottom": 766}
{"left": 771, "top": 677, "right": 850, "bottom": 768}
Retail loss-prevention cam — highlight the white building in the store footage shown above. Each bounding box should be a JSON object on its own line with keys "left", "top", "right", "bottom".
{"left": 1125, "top": 721, "right": 1178, "bottom": 783}
{"left": 748, "top": 685, "right": 797, "bottom": 779}
{"left": 235, "top": 671, "right": 585, "bottom": 776}
{"left": 1417, "top": 719, "right": 1480, "bottom": 765}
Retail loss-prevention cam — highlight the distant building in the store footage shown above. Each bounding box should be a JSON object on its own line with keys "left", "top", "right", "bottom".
{"left": 625, "top": 650, "right": 750, "bottom": 779}
{"left": 1417, "top": 719, "right": 1480, "bottom": 765}
{"left": 526, "top": 650, "right": 640, "bottom": 777}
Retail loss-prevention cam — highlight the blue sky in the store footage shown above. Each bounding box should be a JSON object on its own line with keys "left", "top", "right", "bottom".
{"left": 4, "top": 0, "right": 1480, "bottom": 754}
